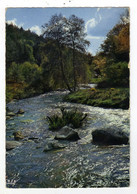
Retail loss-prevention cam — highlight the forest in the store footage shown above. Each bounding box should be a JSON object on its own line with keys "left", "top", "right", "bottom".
{"left": 6, "top": 11, "right": 129, "bottom": 108}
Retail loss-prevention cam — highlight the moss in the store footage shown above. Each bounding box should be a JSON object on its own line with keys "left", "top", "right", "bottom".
{"left": 64, "top": 88, "right": 129, "bottom": 109}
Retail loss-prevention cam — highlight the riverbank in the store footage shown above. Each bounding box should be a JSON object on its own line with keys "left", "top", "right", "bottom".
{"left": 64, "top": 88, "right": 129, "bottom": 109}
{"left": 6, "top": 82, "right": 51, "bottom": 103}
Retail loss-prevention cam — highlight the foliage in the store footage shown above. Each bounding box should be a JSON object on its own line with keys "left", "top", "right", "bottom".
{"left": 100, "top": 9, "right": 129, "bottom": 62}
{"left": 103, "top": 61, "right": 129, "bottom": 87}
{"left": 6, "top": 62, "right": 23, "bottom": 83}
{"left": 20, "top": 62, "right": 40, "bottom": 83}
{"left": 91, "top": 55, "right": 107, "bottom": 78}
{"left": 95, "top": 61, "right": 129, "bottom": 88}
{"left": 6, "top": 24, "right": 44, "bottom": 66}
{"left": 64, "top": 88, "right": 129, "bottom": 109}
{"left": 47, "top": 108, "right": 87, "bottom": 131}
{"left": 6, "top": 82, "right": 27, "bottom": 103}
{"left": 91, "top": 10, "right": 130, "bottom": 88}
{"left": 100, "top": 23, "right": 129, "bottom": 62}
{"left": 92, "top": 9, "right": 130, "bottom": 88}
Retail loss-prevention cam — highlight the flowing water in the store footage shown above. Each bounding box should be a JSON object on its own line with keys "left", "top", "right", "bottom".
{"left": 6, "top": 90, "right": 130, "bottom": 188}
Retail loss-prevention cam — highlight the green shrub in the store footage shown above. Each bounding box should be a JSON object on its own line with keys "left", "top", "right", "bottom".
{"left": 98, "top": 62, "right": 129, "bottom": 88}
{"left": 47, "top": 108, "right": 87, "bottom": 131}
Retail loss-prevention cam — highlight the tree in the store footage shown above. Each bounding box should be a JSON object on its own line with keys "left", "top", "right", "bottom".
{"left": 42, "top": 14, "right": 90, "bottom": 92}
{"left": 65, "top": 15, "right": 90, "bottom": 91}
{"left": 7, "top": 62, "right": 23, "bottom": 83}
{"left": 94, "top": 9, "right": 129, "bottom": 87}
{"left": 115, "top": 23, "right": 129, "bottom": 61}
{"left": 42, "top": 14, "right": 72, "bottom": 91}
{"left": 100, "top": 9, "right": 129, "bottom": 62}
{"left": 20, "top": 62, "right": 39, "bottom": 83}
{"left": 39, "top": 40, "right": 65, "bottom": 91}
{"left": 104, "top": 61, "right": 129, "bottom": 87}
{"left": 6, "top": 23, "right": 42, "bottom": 66}
{"left": 92, "top": 54, "right": 107, "bottom": 78}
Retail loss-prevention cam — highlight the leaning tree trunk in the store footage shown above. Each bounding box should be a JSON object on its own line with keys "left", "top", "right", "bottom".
{"left": 59, "top": 46, "right": 72, "bottom": 92}
{"left": 72, "top": 45, "right": 77, "bottom": 92}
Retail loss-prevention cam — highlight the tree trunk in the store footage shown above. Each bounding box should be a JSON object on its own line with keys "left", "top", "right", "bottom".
{"left": 59, "top": 46, "right": 72, "bottom": 92}
{"left": 72, "top": 46, "right": 77, "bottom": 91}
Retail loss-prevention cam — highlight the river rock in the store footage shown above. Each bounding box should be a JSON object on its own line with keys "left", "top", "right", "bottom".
{"left": 28, "top": 136, "right": 39, "bottom": 140}
{"left": 17, "top": 109, "right": 25, "bottom": 114}
{"left": 6, "top": 116, "right": 13, "bottom": 120}
{"left": 55, "top": 126, "right": 80, "bottom": 141}
{"left": 43, "top": 141, "right": 66, "bottom": 152}
{"left": 6, "top": 141, "right": 22, "bottom": 151}
{"left": 92, "top": 129, "right": 129, "bottom": 145}
{"left": 13, "top": 131, "right": 24, "bottom": 141}
{"left": 6, "top": 112, "right": 16, "bottom": 117}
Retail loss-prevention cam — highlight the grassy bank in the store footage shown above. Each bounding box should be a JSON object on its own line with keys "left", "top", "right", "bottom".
{"left": 64, "top": 88, "right": 129, "bottom": 109}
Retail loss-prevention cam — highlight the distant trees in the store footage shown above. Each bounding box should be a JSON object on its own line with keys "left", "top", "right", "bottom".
{"left": 6, "top": 24, "right": 44, "bottom": 66}
{"left": 93, "top": 9, "right": 130, "bottom": 87}
{"left": 42, "top": 14, "right": 90, "bottom": 92}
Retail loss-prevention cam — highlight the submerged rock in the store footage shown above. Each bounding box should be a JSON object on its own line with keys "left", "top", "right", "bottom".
{"left": 55, "top": 126, "right": 80, "bottom": 141}
{"left": 6, "top": 112, "right": 16, "bottom": 117}
{"left": 17, "top": 109, "right": 25, "bottom": 114}
{"left": 43, "top": 141, "right": 66, "bottom": 152}
{"left": 92, "top": 129, "right": 129, "bottom": 145}
{"left": 6, "top": 141, "right": 22, "bottom": 151}
{"left": 13, "top": 131, "right": 24, "bottom": 141}
{"left": 28, "top": 137, "right": 39, "bottom": 140}
{"left": 6, "top": 116, "right": 13, "bottom": 120}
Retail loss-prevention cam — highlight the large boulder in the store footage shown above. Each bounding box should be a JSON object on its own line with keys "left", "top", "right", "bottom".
{"left": 55, "top": 126, "right": 80, "bottom": 141}
{"left": 43, "top": 141, "right": 66, "bottom": 152}
{"left": 92, "top": 129, "right": 129, "bottom": 145}
{"left": 13, "top": 131, "right": 24, "bottom": 141}
{"left": 6, "top": 141, "right": 22, "bottom": 151}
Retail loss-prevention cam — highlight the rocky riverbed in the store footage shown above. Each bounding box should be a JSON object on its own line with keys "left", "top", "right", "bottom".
{"left": 6, "top": 91, "right": 130, "bottom": 188}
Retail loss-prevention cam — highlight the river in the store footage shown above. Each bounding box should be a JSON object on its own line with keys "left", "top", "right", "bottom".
{"left": 6, "top": 90, "right": 130, "bottom": 188}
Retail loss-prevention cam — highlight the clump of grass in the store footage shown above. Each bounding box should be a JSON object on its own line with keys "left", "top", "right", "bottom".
{"left": 47, "top": 108, "right": 87, "bottom": 131}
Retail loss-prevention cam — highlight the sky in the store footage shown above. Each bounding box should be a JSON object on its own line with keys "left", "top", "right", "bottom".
{"left": 6, "top": 7, "right": 127, "bottom": 55}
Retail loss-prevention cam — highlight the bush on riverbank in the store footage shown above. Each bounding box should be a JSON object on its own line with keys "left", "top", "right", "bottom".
{"left": 6, "top": 82, "right": 43, "bottom": 103}
{"left": 64, "top": 88, "right": 129, "bottom": 109}
{"left": 6, "top": 83, "right": 27, "bottom": 103}
{"left": 47, "top": 108, "right": 87, "bottom": 131}
{"left": 6, "top": 77, "right": 51, "bottom": 103}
